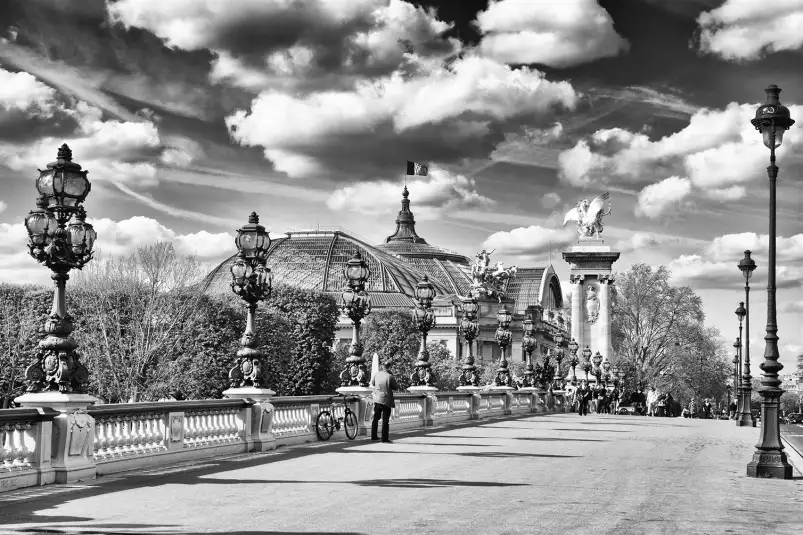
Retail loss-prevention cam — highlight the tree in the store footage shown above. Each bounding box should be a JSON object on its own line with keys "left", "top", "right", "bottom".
{"left": 612, "top": 264, "right": 708, "bottom": 389}
{"left": 428, "top": 343, "right": 462, "bottom": 391}
{"left": 360, "top": 310, "right": 421, "bottom": 390}
{"left": 0, "top": 284, "right": 50, "bottom": 408}
{"left": 70, "top": 242, "right": 208, "bottom": 402}
{"left": 266, "top": 286, "right": 339, "bottom": 396}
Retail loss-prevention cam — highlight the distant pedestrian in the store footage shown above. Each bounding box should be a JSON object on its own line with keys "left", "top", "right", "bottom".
{"left": 665, "top": 393, "right": 674, "bottom": 417}
{"left": 578, "top": 381, "right": 592, "bottom": 416}
{"left": 729, "top": 400, "right": 737, "bottom": 420}
{"left": 370, "top": 362, "right": 398, "bottom": 443}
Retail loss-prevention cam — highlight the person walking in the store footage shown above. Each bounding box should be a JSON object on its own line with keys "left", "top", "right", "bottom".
{"left": 577, "top": 381, "right": 591, "bottom": 416}
{"left": 370, "top": 362, "right": 398, "bottom": 443}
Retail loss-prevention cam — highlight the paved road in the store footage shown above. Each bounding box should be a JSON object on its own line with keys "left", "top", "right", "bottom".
{"left": 1, "top": 414, "right": 802, "bottom": 535}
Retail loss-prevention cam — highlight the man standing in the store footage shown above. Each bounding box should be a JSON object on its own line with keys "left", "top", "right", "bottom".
{"left": 577, "top": 380, "right": 591, "bottom": 416}
{"left": 646, "top": 386, "right": 658, "bottom": 417}
{"left": 370, "top": 362, "right": 398, "bottom": 443}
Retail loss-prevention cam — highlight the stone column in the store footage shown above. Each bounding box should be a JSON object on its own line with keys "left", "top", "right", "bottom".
{"left": 599, "top": 275, "right": 613, "bottom": 360}
{"left": 570, "top": 275, "right": 584, "bottom": 345}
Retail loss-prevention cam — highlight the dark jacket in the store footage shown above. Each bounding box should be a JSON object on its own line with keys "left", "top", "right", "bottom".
{"left": 370, "top": 370, "right": 398, "bottom": 408}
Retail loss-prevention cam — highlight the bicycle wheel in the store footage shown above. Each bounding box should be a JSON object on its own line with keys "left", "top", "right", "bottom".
{"left": 343, "top": 409, "right": 359, "bottom": 440}
{"left": 316, "top": 410, "right": 335, "bottom": 441}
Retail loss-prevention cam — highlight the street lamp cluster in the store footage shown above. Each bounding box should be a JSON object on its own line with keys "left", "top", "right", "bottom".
{"left": 23, "top": 144, "right": 96, "bottom": 394}
{"left": 410, "top": 276, "right": 437, "bottom": 387}
{"left": 339, "top": 252, "right": 372, "bottom": 388}
{"left": 743, "top": 84, "right": 795, "bottom": 479}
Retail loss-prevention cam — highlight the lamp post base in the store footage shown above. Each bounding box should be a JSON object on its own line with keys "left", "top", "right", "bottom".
{"left": 746, "top": 451, "right": 794, "bottom": 479}
{"left": 736, "top": 389, "right": 754, "bottom": 426}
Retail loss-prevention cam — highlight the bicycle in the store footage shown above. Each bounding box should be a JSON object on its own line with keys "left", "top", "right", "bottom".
{"left": 316, "top": 394, "right": 359, "bottom": 441}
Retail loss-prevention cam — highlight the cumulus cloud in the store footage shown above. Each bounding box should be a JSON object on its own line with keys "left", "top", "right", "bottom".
{"left": 326, "top": 168, "right": 492, "bottom": 219}
{"left": 780, "top": 300, "right": 803, "bottom": 313}
{"left": 557, "top": 101, "right": 803, "bottom": 215}
{"left": 475, "top": 0, "right": 629, "bottom": 67}
{"left": 0, "top": 68, "right": 58, "bottom": 114}
{"left": 697, "top": 0, "right": 803, "bottom": 61}
{"left": 635, "top": 176, "right": 692, "bottom": 218}
{"left": 483, "top": 225, "right": 575, "bottom": 256}
{"left": 668, "top": 232, "right": 803, "bottom": 290}
{"left": 541, "top": 192, "right": 561, "bottom": 209}
{"left": 227, "top": 54, "right": 577, "bottom": 178}
{"left": 109, "top": 0, "right": 460, "bottom": 90}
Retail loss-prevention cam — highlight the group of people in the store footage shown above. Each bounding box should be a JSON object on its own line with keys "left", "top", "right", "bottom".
{"left": 564, "top": 380, "right": 621, "bottom": 415}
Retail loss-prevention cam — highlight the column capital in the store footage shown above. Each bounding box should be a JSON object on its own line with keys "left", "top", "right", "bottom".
{"left": 599, "top": 275, "right": 614, "bottom": 285}
{"left": 569, "top": 274, "right": 585, "bottom": 284}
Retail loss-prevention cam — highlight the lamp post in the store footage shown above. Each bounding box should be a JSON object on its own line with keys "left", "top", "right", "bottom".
{"left": 20, "top": 144, "right": 96, "bottom": 395}
{"left": 747, "top": 84, "right": 795, "bottom": 479}
{"left": 553, "top": 332, "right": 565, "bottom": 387}
{"left": 459, "top": 295, "right": 480, "bottom": 387}
{"left": 410, "top": 276, "right": 437, "bottom": 388}
{"left": 592, "top": 351, "right": 603, "bottom": 385}
{"left": 735, "top": 301, "right": 752, "bottom": 426}
{"left": 582, "top": 346, "right": 592, "bottom": 381}
{"left": 732, "top": 339, "right": 740, "bottom": 413}
{"left": 602, "top": 360, "right": 611, "bottom": 389}
{"left": 521, "top": 319, "right": 538, "bottom": 388}
{"left": 339, "top": 252, "right": 372, "bottom": 388}
{"left": 738, "top": 251, "right": 757, "bottom": 427}
{"left": 568, "top": 338, "right": 579, "bottom": 383}
{"left": 228, "top": 212, "right": 273, "bottom": 389}
{"left": 494, "top": 305, "right": 513, "bottom": 388}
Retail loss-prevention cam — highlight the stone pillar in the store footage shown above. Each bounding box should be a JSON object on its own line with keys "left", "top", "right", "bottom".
{"left": 599, "top": 275, "right": 613, "bottom": 360}
{"left": 15, "top": 392, "right": 98, "bottom": 484}
{"left": 570, "top": 275, "right": 584, "bottom": 345}
{"left": 223, "top": 387, "right": 276, "bottom": 451}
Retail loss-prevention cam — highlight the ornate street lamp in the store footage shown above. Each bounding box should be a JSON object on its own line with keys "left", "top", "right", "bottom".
{"left": 582, "top": 360, "right": 592, "bottom": 382}
{"left": 734, "top": 301, "right": 751, "bottom": 425}
{"left": 747, "top": 84, "right": 795, "bottom": 478}
{"left": 410, "top": 276, "right": 437, "bottom": 387}
{"left": 494, "top": 305, "right": 513, "bottom": 387}
{"left": 521, "top": 319, "right": 538, "bottom": 387}
{"left": 552, "top": 332, "right": 565, "bottom": 388}
{"left": 229, "top": 212, "right": 272, "bottom": 389}
{"left": 737, "top": 251, "right": 757, "bottom": 427}
{"left": 459, "top": 295, "right": 480, "bottom": 387}
{"left": 23, "top": 144, "right": 96, "bottom": 394}
{"left": 592, "top": 351, "right": 603, "bottom": 384}
{"left": 732, "top": 340, "right": 740, "bottom": 407}
{"left": 602, "top": 360, "right": 611, "bottom": 388}
{"left": 568, "top": 338, "right": 580, "bottom": 383}
{"left": 340, "top": 251, "right": 372, "bottom": 387}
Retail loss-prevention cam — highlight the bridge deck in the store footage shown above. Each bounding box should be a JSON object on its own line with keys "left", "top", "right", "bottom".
{"left": 1, "top": 414, "right": 802, "bottom": 535}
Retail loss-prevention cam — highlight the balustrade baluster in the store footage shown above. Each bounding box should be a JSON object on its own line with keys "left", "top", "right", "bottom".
{"left": 14, "top": 424, "right": 31, "bottom": 467}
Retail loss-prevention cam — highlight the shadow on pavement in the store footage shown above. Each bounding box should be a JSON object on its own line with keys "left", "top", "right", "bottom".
{"left": 345, "top": 450, "right": 579, "bottom": 459}
{"left": 191, "top": 478, "right": 527, "bottom": 489}
{"left": 426, "top": 435, "right": 608, "bottom": 442}
{"left": 9, "top": 528, "right": 364, "bottom": 535}
{"left": 551, "top": 428, "right": 632, "bottom": 433}
{"left": 0, "top": 413, "right": 540, "bottom": 526}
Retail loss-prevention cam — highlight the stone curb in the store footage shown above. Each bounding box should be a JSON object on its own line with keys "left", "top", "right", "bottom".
{"left": 781, "top": 436, "right": 803, "bottom": 476}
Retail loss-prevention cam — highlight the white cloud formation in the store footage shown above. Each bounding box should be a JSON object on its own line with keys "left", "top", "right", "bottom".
{"left": 697, "top": 0, "right": 803, "bottom": 61}
{"left": 668, "top": 232, "right": 803, "bottom": 290}
{"left": 0, "top": 217, "right": 234, "bottom": 284}
{"left": 541, "top": 192, "right": 561, "bottom": 209}
{"left": 476, "top": 0, "right": 629, "bottom": 67}
{"left": 0, "top": 68, "right": 57, "bottom": 114}
{"left": 483, "top": 225, "right": 575, "bottom": 256}
{"left": 780, "top": 300, "right": 803, "bottom": 313}
{"left": 326, "top": 167, "right": 492, "bottom": 219}
{"left": 110, "top": 0, "right": 459, "bottom": 90}
{"left": 635, "top": 176, "right": 693, "bottom": 218}
{"left": 557, "top": 101, "right": 803, "bottom": 214}
{"left": 227, "top": 54, "right": 577, "bottom": 178}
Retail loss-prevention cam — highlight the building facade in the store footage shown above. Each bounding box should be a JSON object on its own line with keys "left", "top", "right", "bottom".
{"left": 204, "top": 188, "right": 571, "bottom": 370}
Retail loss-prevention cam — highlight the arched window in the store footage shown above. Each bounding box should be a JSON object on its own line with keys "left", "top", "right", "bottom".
{"left": 543, "top": 276, "right": 563, "bottom": 309}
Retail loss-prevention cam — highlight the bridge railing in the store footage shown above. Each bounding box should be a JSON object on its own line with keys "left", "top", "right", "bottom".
{"left": 1, "top": 388, "right": 567, "bottom": 492}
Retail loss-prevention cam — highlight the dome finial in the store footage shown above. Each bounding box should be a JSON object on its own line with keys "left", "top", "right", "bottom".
{"left": 403, "top": 185, "right": 409, "bottom": 198}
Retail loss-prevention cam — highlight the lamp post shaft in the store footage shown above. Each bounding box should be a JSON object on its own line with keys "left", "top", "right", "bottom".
{"left": 747, "top": 135, "right": 793, "bottom": 478}
{"left": 737, "top": 286, "right": 753, "bottom": 426}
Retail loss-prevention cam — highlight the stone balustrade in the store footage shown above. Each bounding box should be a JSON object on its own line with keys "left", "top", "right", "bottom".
{"left": 0, "top": 408, "right": 59, "bottom": 492}
{"left": 1, "top": 389, "right": 566, "bottom": 493}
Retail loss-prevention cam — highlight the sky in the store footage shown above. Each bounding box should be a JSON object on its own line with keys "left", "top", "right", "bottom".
{"left": 0, "top": 0, "right": 802, "bottom": 378}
